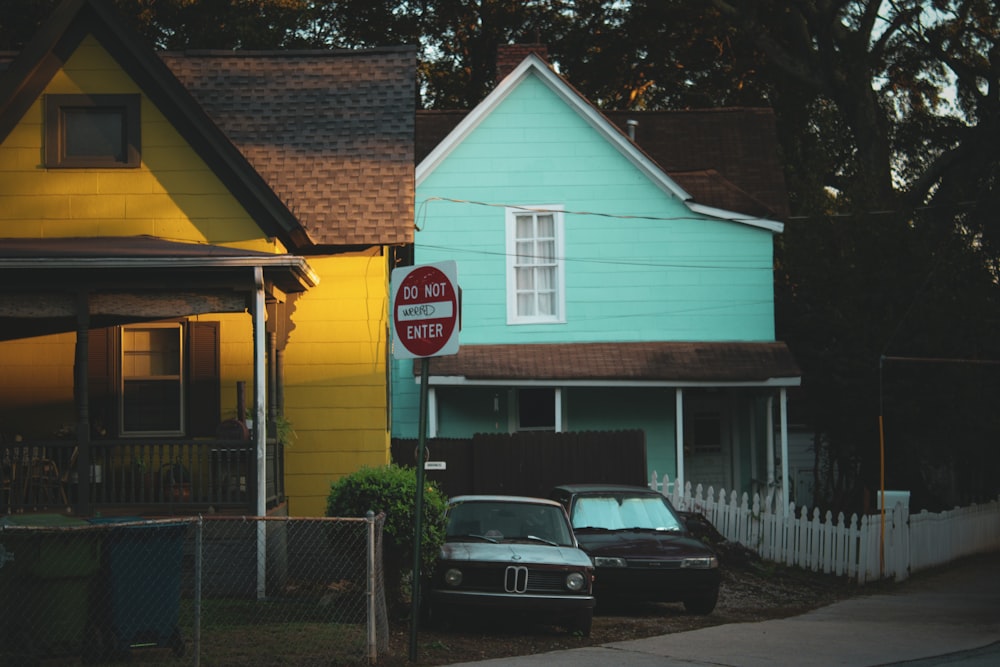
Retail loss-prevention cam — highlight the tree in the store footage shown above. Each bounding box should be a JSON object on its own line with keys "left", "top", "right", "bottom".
{"left": 706, "top": 1, "right": 1000, "bottom": 511}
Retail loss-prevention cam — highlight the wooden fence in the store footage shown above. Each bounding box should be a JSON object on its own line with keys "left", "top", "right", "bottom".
{"left": 651, "top": 472, "right": 1000, "bottom": 584}
{"left": 392, "top": 430, "right": 648, "bottom": 499}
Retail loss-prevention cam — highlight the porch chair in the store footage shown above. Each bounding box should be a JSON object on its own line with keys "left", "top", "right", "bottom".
{"left": 1, "top": 458, "right": 14, "bottom": 509}
{"left": 22, "top": 453, "right": 69, "bottom": 510}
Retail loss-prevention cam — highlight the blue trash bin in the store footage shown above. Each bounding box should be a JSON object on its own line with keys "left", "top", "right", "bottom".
{"left": 89, "top": 517, "right": 187, "bottom": 658}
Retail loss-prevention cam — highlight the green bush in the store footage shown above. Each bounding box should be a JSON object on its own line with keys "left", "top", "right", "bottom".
{"left": 326, "top": 464, "right": 447, "bottom": 610}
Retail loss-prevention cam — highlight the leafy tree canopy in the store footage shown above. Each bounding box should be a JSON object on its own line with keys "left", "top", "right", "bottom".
{"left": 2, "top": 0, "right": 998, "bottom": 510}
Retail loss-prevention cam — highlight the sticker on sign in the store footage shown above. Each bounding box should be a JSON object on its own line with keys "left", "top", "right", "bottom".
{"left": 391, "top": 261, "right": 460, "bottom": 359}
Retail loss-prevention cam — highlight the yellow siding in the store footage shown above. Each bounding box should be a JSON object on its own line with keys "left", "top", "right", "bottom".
{"left": 0, "top": 35, "right": 274, "bottom": 252}
{"left": 282, "top": 254, "right": 391, "bottom": 516}
{"left": 0, "top": 35, "right": 395, "bottom": 518}
{"left": 0, "top": 333, "right": 77, "bottom": 436}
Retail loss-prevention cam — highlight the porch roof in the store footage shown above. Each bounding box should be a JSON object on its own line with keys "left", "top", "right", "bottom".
{"left": 0, "top": 235, "right": 317, "bottom": 291}
{"left": 0, "top": 235, "right": 318, "bottom": 340}
{"left": 414, "top": 341, "right": 801, "bottom": 387}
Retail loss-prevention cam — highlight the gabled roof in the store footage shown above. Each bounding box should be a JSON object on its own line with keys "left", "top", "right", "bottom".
{"left": 161, "top": 48, "right": 415, "bottom": 248}
{"left": 415, "top": 56, "right": 787, "bottom": 231}
{"left": 603, "top": 109, "right": 789, "bottom": 219}
{"left": 0, "top": 0, "right": 415, "bottom": 251}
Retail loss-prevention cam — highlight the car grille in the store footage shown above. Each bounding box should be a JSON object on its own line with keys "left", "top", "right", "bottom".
{"left": 460, "top": 566, "right": 570, "bottom": 594}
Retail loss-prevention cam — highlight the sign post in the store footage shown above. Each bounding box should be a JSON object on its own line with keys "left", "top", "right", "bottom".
{"left": 391, "top": 261, "right": 459, "bottom": 662}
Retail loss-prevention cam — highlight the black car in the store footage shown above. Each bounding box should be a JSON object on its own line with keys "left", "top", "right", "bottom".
{"left": 550, "top": 484, "right": 721, "bottom": 614}
{"left": 424, "top": 495, "right": 596, "bottom": 635}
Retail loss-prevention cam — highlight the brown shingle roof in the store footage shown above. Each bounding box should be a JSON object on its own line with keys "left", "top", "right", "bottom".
{"left": 161, "top": 48, "right": 416, "bottom": 247}
{"left": 604, "top": 109, "right": 789, "bottom": 219}
{"left": 418, "top": 342, "right": 799, "bottom": 384}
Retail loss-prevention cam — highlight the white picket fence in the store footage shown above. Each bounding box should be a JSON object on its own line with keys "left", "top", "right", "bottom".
{"left": 651, "top": 472, "right": 1000, "bottom": 584}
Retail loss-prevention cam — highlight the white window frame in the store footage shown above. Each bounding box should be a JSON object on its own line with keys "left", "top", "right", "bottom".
{"left": 505, "top": 205, "right": 566, "bottom": 324}
{"left": 514, "top": 387, "right": 564, "bottom": 432}
{"left": 120, "top": 322, "right": 185, "bottom": 437}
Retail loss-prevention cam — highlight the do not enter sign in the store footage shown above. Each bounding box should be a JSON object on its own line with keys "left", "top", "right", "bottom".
{"left": 391, "top": 261, "right": 460, "bottom": 359}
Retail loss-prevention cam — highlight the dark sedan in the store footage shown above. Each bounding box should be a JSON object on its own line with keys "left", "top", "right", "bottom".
{"left": 550, "top": 484, "right": 721, "bottom": 614}
{"left": 424, "top": 495, "right": 596, "bottom": 635}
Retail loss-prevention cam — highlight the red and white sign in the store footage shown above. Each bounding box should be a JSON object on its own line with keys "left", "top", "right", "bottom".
{"left": 391, "top": 261, "right": 460, "bottom": 359}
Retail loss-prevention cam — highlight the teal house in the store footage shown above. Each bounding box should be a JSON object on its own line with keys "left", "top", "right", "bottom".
{"left": 391, "top": 47, "right": 800, "bottom": 501}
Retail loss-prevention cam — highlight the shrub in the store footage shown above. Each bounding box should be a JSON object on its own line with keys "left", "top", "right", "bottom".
{"left": 326, "top": 464, "right": 447, "bottom": 611}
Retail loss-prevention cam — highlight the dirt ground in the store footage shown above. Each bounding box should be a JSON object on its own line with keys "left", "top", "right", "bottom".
{"left": 380, "top": 552, "right": 877, "bottom": 666}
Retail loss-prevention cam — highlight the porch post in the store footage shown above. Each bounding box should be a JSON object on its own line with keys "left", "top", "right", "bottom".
{"left": 74, "top": 290, "right": 91, "bottom": 516}
{"left": 554, "top": 388, "right": 563, "bottom": 433}
{"left": 252, "top": 267, "right": 267, "bottom": 599}
{"left": 675, "top": 388, "right": 684, "bottom": 495}
{"left": 428, "top": 387, "right": 437, "bottom": 438}
{"left": 766, "top": 395, "right": 775, "bottom": 488}
{"left": 780, "top": 388, "right": 790, "bottom": 517}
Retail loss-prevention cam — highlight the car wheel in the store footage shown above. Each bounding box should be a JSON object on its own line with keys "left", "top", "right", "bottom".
{"left": 683, "top": 587, "right": 719, "bottom": 615}
{"left": 567, "top": 609, "right": 593, "bottom": 637}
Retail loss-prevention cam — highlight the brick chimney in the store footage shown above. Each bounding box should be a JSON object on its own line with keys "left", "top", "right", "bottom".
{"left": 496, "top": 43, "right": 549, "bottom": 82}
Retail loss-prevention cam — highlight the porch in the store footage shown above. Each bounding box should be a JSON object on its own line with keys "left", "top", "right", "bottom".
{"left": 2, "top": 437, "right": 284, "bottom": 516}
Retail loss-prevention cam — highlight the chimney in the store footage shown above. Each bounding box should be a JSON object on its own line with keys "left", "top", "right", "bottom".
{"left": 496, "top": 43, "right": 549, "bottom": 82}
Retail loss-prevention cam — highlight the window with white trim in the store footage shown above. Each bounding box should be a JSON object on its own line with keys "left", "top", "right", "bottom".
{"left": 506, "top": 206, "right": 565, "bottom": 324}
{"left": 517, "top": 388, "right": 556, "bottom": 431}
{"left": 120, "top": 323, "right": 184, "bottom": 435}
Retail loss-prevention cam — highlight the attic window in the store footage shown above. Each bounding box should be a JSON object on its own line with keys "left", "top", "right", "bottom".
{"left": 45, "top": 94, "right": 140, "bottom": 168}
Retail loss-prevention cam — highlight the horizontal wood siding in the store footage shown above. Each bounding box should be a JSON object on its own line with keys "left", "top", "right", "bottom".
{"left": 413, "top": 73, "right": 776, "bottom": 345}
{"left": 282, "top": 255, "right": 391, "bottom": 516}
{"left": 0, "top": 36, "right": 271, "bottom": 251}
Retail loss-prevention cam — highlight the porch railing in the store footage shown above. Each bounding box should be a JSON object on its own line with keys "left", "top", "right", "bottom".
{"left": 2, "top": 437, "right": 284, "bottom": 515}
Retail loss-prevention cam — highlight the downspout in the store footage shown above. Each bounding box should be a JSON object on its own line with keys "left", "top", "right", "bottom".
{"left": 253, "top": 267, "right": 267, "bottom": 599}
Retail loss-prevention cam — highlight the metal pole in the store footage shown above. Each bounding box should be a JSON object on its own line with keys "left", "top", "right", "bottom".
{"left": 409, "top": 357, "right": 430, "bottom": 661}
{"left": 194, "top": 516, "right": 203, "bottom": 667}
{"left": 367, "top": 510, "right": 377, "bottom": 664}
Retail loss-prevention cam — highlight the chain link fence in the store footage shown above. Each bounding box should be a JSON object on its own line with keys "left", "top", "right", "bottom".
{"left": 0, "top": 513, "right": 387, "bottom": 666}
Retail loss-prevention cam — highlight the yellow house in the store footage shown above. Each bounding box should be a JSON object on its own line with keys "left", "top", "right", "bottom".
{"left": 0, "top": 0, "right": 414, "bottom": 517}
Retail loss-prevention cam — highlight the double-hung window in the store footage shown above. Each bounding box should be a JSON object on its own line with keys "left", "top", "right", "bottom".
{"left": 506, "top": 206, "right": 565, "bottom": 324}
{"left": 121, "top": 324, "right": 184, "bottom": 436}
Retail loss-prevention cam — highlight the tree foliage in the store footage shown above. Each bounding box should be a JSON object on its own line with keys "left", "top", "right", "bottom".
{"left": 3, "top": 0, "right": 999, "bottom": 510}
{"left": 326, "top": 464, "right": 447, "bottom": 609}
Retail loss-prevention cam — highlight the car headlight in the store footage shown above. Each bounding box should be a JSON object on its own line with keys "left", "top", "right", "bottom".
{"left": 565, "top": 572, "right": 587, "bottom": 592}
{"left": 593, "top": 556, "right": 627, "bottom": 568}
{"left": 681, "top": 556, "right": 719, "bottom": 569}
{"left": 444, "top": 568, "right": 463, "bottom": 586}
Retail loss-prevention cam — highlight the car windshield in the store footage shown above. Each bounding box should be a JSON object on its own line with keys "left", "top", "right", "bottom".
{"left": 446, "top": 500, "right": 575, "bottom": 546}
{"left": 571, "top": 494, "right": 684, "bottom": 531}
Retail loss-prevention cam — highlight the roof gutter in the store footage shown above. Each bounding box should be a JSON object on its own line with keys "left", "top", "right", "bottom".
{"left": 686, "top": 202, "right": 784, "bottom": 233}
{"left": 419, "top": 376, "right": 802, "bottom": 388}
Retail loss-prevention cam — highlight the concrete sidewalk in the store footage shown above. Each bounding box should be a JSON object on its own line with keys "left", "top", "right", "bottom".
{"left": 444, "top": 552, "right": 1000, "bottom": 667}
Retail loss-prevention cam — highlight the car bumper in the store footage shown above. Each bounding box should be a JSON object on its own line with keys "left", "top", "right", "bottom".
{"left": 430, "top": 589, "right": 595, "bottom": 612}
{"left": 593, "top": 567, "right": 721, "bottom": 600}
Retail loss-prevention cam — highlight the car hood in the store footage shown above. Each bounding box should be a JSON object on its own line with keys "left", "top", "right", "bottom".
{"left": 574, "top": 531, "right": 713, "bottom": 560}
{"left": 441, "top": 541, "right": 593, "bottom": 568}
